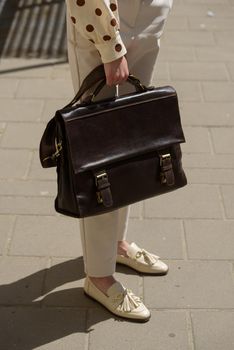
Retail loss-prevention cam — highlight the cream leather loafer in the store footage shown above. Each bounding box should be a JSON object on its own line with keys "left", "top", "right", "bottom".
{"left": 116, "top": 242, "right": 169, "bottom": 275}
{"left": 84, "top": 276, "right": 151, "bottom": 322}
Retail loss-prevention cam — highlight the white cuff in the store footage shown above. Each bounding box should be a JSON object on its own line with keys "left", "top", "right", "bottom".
{"left": 94, "top": 32, "right": 127, "bottom": 64}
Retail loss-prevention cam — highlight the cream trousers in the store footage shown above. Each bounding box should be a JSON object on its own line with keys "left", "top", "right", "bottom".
{"left": 66, "top": 0, "right": 172, "bottom": 277}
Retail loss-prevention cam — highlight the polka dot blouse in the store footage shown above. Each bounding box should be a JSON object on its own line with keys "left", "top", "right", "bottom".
{"left": 66, "top": 0, "right": 127, "bottom": 64}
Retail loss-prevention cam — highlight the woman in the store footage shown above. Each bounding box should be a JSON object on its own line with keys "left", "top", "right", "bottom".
{"left": 65, "top": 0, "right": 173, "bottom": 322}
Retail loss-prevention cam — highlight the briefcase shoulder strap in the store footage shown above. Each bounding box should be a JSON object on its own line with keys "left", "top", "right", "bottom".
{"left": 39, "top": 116, "right": 62, "bottom": 168}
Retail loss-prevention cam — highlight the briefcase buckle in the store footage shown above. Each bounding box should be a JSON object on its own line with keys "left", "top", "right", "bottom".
{"left": 158, "top": 152, "right": 175, "bottom": 186}
{"left": 94, "top": 170, "right": 113, "bottom": 207}
{"left": 159, "top": 153, "right": 171, "bottom": 166}
{"left": 94, "top": 171, "right": 108, "bottom": 186}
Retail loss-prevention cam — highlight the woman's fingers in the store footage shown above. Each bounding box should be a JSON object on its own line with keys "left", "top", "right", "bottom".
{"left": 104, "top": 56, "right": 129, "bottom": 87}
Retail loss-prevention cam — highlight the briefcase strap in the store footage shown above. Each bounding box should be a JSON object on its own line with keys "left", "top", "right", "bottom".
{"left": 93, "top": 170, "right": 113, "bottom": 207}
{"left": 158, "top": 150, "right": 175, "bottom": 186}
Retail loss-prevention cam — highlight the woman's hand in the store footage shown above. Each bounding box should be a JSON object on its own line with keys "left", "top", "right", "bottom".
{"left": 104, "top": 55, "right": 129, "bottom": 87}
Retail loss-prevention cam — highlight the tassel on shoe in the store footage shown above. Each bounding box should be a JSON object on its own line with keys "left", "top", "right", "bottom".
{"left": 112, "top": 288, "right": 142, "bottom": 312}
{"left": 135, "top": 249, "right": 160, "bottom": 266}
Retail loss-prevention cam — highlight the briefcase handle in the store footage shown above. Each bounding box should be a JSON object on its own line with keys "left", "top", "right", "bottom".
{"left": 63, "top": 63, "right": 149, "bottom": 109}
{"left": 82, "top": 73, "right": 149, "bottom": 104}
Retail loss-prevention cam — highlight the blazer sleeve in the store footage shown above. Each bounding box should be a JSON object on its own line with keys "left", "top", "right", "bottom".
{"left": 66, "top": 0, "right": 127, "bottom": 64}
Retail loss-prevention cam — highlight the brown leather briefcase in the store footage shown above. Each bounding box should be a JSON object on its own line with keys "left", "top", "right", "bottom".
{"left": 39, "top": 64, "right": 187, "bottom": 218}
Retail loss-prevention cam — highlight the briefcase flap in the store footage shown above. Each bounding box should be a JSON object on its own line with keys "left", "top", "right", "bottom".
{"left": 58, "top": 86, "right": 185, "bottom": 173}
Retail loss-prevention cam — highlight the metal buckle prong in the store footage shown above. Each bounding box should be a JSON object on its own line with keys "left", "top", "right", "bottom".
{"left": 95, "top": 171, "right": 108, "bottom": 186}
{"left": 159, "top": 153, "right": 171, "bottom": 165}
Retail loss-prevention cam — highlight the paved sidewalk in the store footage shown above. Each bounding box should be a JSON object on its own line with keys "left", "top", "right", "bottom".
{"left": 1, "top": 0, "right": 234, "bottom": 349}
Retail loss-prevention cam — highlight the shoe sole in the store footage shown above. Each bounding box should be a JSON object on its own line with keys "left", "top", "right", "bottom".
{"left": 83, "top": 290, "right": 151, "bottom": 323}
{"left": 116, "top": 262, "right": 169, "bottom": 276}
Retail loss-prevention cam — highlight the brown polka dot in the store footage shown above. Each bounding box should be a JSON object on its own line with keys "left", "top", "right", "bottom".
{"left": 115, "top": 43, "right": 122, "bottom": 52}
{"left": 95, "top": 8, "right": 102, "bottom": 16}
{"left": 110, "top": 18, "right": 117, "bottom": 26}
{"left": 76, "top": 0, "right": 85, "bottom": 5}
{"left": 110, "top": 3, "right": 117, "bottom": 11}
{"left": 103, "top": 35, "right": 111, "bottom": 41}
{"left": 86, "top": 24, "right": 94, "bottom": 32}
{"left": 89, "top": 39, "right": 95, "bottom": 44}
{"left": 70, "top": 16, "right": 76, "bottom": 24}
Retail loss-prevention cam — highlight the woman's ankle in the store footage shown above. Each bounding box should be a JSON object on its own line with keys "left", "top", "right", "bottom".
{"left": 117, "top": 240, "right": 129, "bottom": 257}
{"left": 88, "top": 275, "right": 116, "bottom": 295}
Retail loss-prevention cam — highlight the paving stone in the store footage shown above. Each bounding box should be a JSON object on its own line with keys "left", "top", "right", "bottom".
{"left": 165, "top": 16, "right": 189, "bottom": 30}
{"left": 129, "top": 202, "right": 142, "bottom": 218}
{"left": 153, "top": 62, "right": 170, "bottom": 81}
{"left": 144, "top": 184, "right": 222, "bottom": 219}
{"left": 171, "top": 82, "right": 202, "bottom": 102}
{"left": 0, "top": 256, "right": 47, "bottom": 305}
{"left": 144, "top": 260, "right": 234, "bottom": 308}
{"left": 0, "top": 79, "right": 19, "bottom": 98}
{"left": 221, "top": 185, "right": 234, "bottom": 218}
{"left": 195, "top": 46, "right": 234, "bottom": 62}
{"left": 180, "top": 102, "right": 234, "bottom": 126}
{"left": 186, "top": 0, "right": 229, "bottom": 3}
{"left": 124, "top": 218, "right": 184, "bottom": 259}
{"left": 42, "top": 257, "right": 140, "bottom": 308}
{"left": 170, "top": 0, "right": 186, "bottom": 3}
{"left": 202, "top": 82, "right": 234, "bottom": 102}
{"left": 214, "top": 31, "right": 234, "bottom": 47}
{"left": 0, "top": 150, "right": 31, "bottom": 179}
{"left": 0, "top": 122, "right": 6, "bottom": 134}
{"left": 41, "top": 257, "right": 88, "bottom": 308}
{"left": 0, "top": 307, "right": 87, "bottom": 350}
{"left": 0, "top": 124, "right": 6, "bottom": 137}
{"left": 163, "top": 31, "right": 215, "bottom": 46}
{"left": 185, "top": 168, "right": 234, "bottom": 184}
{"left": 210, "top": 127, "right": 234, "bottom": 154}
{"left": 227, "top": 62, "right": 234, "bottom": 80}
{"left": 181, "top": 126, "right": 212, "bottom": 153}
{"left": 10, "top": 215, "right": 82, "bottom": 257}
{"left": 0, "top": 216, "right": 15, "bottom": 255}
{"left": 191, "top": 311, "right": 234, "bottom": 350}
{"left": 182, "top": 153, "right": 234, "bottom": 169}
{"left": 0, "top": 196, "right": 55, "bottom": 215}
{"left": 157, "top": 46, "right": 196, "bottom": 62}
{"left": 0, "top": 180, "right": 56, "bottom": 196}
{"left": 28, "top": 151, "right": 56, "bottom": 180}
{"left": 189, "top": 17, "right": 234, "bottom": 31}
{"left": 0, "top": 123, "right": 5, "bottom": 143}
{"left": 184, "top": 219, "right": 234, "bottom": 259}
{"left": 1, "top": 122, "right": 46, "bottom": 149}
{"left": 171, "top": 4, "right": 234, "bottom": 17}
{"left": 41, "top": 99, "right": 70, "bottom": 122}
{"left": 51, "top": 65, "right": 71, "bottom": 79}
{"left": 0, "top": 57, "right": 58, "bottom": 70}
{"left": 88, "top": 309, "right": 190, "bottom": 350}
{"left": 0, "top": 62, "right": 53, "bottom": 78}
{"left": 16, "top": 78, "right": 73, "bottom": 99}
{"left": 0, "top": 99, "right": 44, "bottom": 122}
{"left": 169, "top": 62, "right": 229, "bottom": 81}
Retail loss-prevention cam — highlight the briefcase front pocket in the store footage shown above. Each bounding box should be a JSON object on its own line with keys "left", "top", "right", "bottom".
{"left": 55, "top": 142, "right": 187, "bottom": 218}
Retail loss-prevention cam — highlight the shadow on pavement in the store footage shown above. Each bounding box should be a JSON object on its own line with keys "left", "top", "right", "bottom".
{"left": 0, "top": 0, "right": 67, "bottom": 58}
{"left": 0, "top": 257, "right": 136, "bottom": 348}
